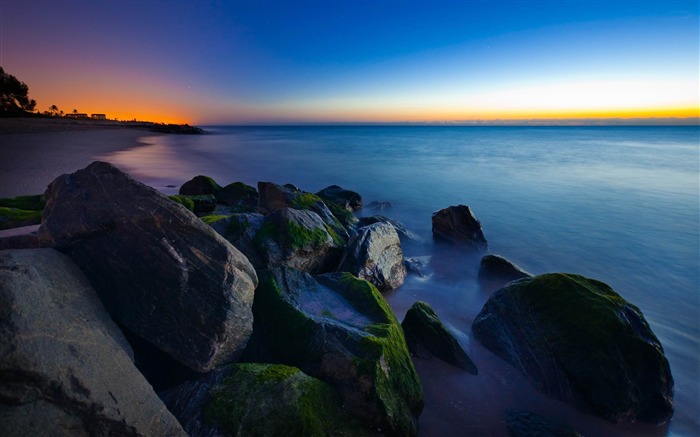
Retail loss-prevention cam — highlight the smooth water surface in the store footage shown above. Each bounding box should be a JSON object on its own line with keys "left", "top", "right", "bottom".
{"left": 103, "top": 125, "right": 699, "bottom": 436}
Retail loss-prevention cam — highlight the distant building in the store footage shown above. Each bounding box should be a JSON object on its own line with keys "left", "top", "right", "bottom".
{"left": 66, "top": 113, "right": 88, "bottom": 119}
{"left": 91, "top": 113, "right": 107, "bottom": 120}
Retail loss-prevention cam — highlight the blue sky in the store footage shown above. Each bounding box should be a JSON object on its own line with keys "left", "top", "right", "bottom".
{"left": 1, "top": 0, "right": 698, "bottom": 124}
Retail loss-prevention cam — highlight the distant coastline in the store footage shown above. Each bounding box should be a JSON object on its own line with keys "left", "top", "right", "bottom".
{"left": 0, "top": 116, "right": 205, "bottom": 135}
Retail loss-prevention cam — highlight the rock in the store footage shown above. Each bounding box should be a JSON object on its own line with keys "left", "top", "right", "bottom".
{"left": 357, "top": 215, "right": 419, "bottom": 241}
{"left": 255, "top": 207, "right": 343, "bottom": 274}
{"left": 0, "top": 207, "right": 42, "bottom": 230}
{"left": 338, "top": 222, "right": 406, "bottom": 291}
{"left": 505, "top": 410, "right": 583, "bottom": 437}
{"left": 472, "top": 273, "right": 674, "bottom": 424}
{"left": 258, "top": 181, "right": 350, "bottom": 241}
{"left": 208, "top": 213, "right": 266, "bottom": 269}
{"left": 366, "top": 201, "right": 393, "bottom": 213}
{"left": 39, "top": 161, "right": 258, "bottom": 373}
{"left": 316, "top": 185, "right": 363, "bottom": 211}
{"left": 432, "top": 205, "right": 487, "bottom": 250}
{"left": 479, "top": 254, "right": 531, "bottom": 282}
{"left": 187, "top": 194, "right": 217, "bottom": 214}
{"left": 404, "top": 257, "right": 427, "bottom": 277}
{"left": 179, "top": 175, "right": 222, "bottom": 196}
{"left": 243, "top": 268, "right": 424, "bottom": 436}
{"left": 401, "top": 301, "right": 477, "bottom": 373}
{"left": 0, "top": 248, "right": 186, "bottom": 437}
{"left": 216, "top": 182, "right": 258, "bottom": 211}
{"left": 162, "top": 363, "right": 367, "bottom": 437}
{"left": 168, "top": 194, "right": 195, "bottom": 212}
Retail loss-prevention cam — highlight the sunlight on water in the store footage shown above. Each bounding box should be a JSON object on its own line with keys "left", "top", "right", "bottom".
{"left": 102, "top": 125, "right": 699, "bottom": 436}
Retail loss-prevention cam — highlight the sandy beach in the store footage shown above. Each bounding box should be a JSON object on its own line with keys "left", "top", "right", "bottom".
{"left": 0, "top": 118, "right": 156, "bottom": 198}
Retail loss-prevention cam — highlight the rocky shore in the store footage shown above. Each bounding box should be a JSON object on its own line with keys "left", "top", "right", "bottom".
{"left": 0, "top": 162, "right": 674, "bottom": 436}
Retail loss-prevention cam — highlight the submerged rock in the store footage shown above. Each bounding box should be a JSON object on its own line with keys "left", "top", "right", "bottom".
{"left": 0, "top": 248, "right": 186, "bottom": 437}
{"left": 479, "top": 254, "right": 531, "bottom": 282}
{"left": 163, "top": 363, "right": 367, "bottom": 437}
{"left": 39, "top": 161, "right": 258, "bottom": 373}
{"left": 255, "top": 207, "right": 344, "bottom": 274}
{"left": 338, "top": 222, "right": 406, "bottom": 291}
{"left": 357, "top": 215, "right": 419, "bottom": 242}
{"left": 505, "top": 410, "right": 583, "bottom": 437}
{"left": 244, "top": 268, "right": 424, "bottom": 436}
{"left": 401, "top": 301, "right": 477, "bottom": 373}
{"left": 472, "top": 273, "right": 674, "bottom": 424}
{"left": 432, "top": 205, "right": 487, "bottom": 250}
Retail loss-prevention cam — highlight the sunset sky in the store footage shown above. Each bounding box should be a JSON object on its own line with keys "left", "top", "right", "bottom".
{"left": 1, "top": 0, "right": 698, "bottom": 125}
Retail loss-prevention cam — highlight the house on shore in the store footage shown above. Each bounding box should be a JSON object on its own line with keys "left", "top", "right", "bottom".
{"left": 91, "top": 114, "right": 107, "bottom": 120}
{"left": 66, "top": 113, "right": 88, "bottom": 119}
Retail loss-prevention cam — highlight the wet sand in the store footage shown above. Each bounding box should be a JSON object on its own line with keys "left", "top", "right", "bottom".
{"left": 0, "top": 118, "right": 155, "bottom": 197}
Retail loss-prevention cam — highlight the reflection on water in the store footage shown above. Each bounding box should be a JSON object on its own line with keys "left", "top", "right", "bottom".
{"left": 101, "top": 126, "right": 699, "bottom": 436}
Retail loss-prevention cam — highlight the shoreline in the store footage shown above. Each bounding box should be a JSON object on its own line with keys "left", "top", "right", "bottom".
{"left": 0, "top": 119, "right": 158, "bottom": 198}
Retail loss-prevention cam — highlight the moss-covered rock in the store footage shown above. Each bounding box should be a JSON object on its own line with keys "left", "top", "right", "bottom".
{"left": 316, "top": 185, "right": 362, "bottom": 211}
{"left": 204, "top": 363, "right": 367, "bottom": 437}
{"left": 401, "top": 301, "right": 477, "bottom": 373}
{"left": 168, "top": 195, "right": 195, "bottom": 212}
{"left": 472, "top": 273, "right": 674, "bottom": 424}
{"left": 243, "top": 268, "right": 424, "bottom": 436}
{"left": 216, "top": 182, "right": 258, "bottom": 211}
{"left": 254, "top": 208, "right": 343, "bottom": 274}
{"left": 207, "top": 213, "right": 265, "bottom": 268}
{"left": 0, "top": 206, "right": 43, "bottom": 230}
{"left": 432, "top": 204, "right": 487, "bottom": 250}
{"left": 0, "top": 194, "right": 45, "bottom": 211}
{"left": 179, "top": 175, "right": 222, "bottom": 196}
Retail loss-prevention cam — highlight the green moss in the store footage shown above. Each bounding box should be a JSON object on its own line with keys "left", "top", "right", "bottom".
{"left": 199, "top": 214, "right": 228, "bottom": 225}
{"left": 292, "top": 192, "right": 324, "bottom": 210}
{"left": 286, "top": 219, "right": 329, "bottom": 249}
{"left": 167, "top": 195, "right": 195, "bottom": 212}
{"left": 0, "top": 194, "right": 45, "bottom": 211}
{"left": 325, "top": 200, "right": 358, "bottom": 227}
{"left": 330, "top": 272, "right": 394, "bottom": 324}
{"left": 0, "top": 207, "right": 43, "bottom": 230}
{"left": 226, "top": 216, "right": 250, "bottom": 239}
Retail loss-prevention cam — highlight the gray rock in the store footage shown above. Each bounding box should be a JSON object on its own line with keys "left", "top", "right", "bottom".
{"left": 479, "top": 254, "right": 531, "bottom": 282}
{"left": 401, "top": 301, "right": 477, "bottom": 373}
{"left": 244, "top": 268, "right": 424, "bottom": 436}
{"left": 357, "top": 215, "right": 419, "bottom": 242}
{"left": 39, "top": 161, "right": 257, "bottom": 372}
{"left": 338, "top": 222, "right": 406, "bottom": 291}
{"left": 432, "top": 205, "right": 487, "bottom": 250}
{"left": 472, "top": 273, "right": 674, "bottom": 424}
{"left": 256, "top": 207, "right": 343, "bottom": 274}
{"left": 209, "top": 213, "right": 266, "bottom": 269}
{"left": 0, "top": 248, "right": 186, "bottom": 437}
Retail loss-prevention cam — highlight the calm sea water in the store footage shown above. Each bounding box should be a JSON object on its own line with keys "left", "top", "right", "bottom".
{"left": 103, "top": 126, "right": 699, "bottom": 437}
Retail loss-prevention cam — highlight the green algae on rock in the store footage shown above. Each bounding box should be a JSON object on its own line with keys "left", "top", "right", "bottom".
{"left": 168, "top": 195, "right": 195, "bottom": 212}
{"left": 205, "top": 363, "right": 367, "bottom": 437}
{"left": 472, "top": 273, "right": 674, "bottom": 425}
{"left": 402, "top": 301, "right": 477, "bottom": 373}
{"left": 0, "top": 206, "right": 42, "bottom": 230}
{"left": 243, "top": 268, "right": 424, "bottom": 436}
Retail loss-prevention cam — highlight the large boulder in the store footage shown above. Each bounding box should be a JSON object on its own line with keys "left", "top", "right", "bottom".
{"left": 162, "top": 363, "right": 367, "bottom": 437}
{"left": 216, "top": 182, "right": 258, "bottom": 211}
{"left": 432, "top": 205, "right": 487, "bottom": 250}
{"left": 255, "top": 207, "right": 343, "bottom": 274}
{"left": 243, "top": 268, "right": 424, "bottom": 436}
{"left": 316, "top": 185, "right": 362, "bottom": 211}
{"left": 401, "top": 301, "right": 477, "bottom": 373}
{"left": 338, "top": 222, "right": 406, "bottom": 291}
{"left": 472, "top": 273, "right": 674, "bottom": 424}
{"left": 357, "top": 215, "right": 419, "bottom": 242}
{"left": 179, "top": 175, "right": 222, "bottom": 196}
{"left": 39, "top": 161, "right": 258, "bottom": 373}
{"left": 0, "top": 248, "right": 186, "bottom": 437}
{"left": 208, "top": 213, "right": 266, "bottom": 268}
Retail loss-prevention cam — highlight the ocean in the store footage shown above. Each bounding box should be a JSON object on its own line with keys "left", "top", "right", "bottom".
{"left": 103, "top": 125, "right": 699, "bottom": 436}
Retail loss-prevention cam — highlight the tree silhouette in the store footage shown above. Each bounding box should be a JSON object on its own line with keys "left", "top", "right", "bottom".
{"left": 0, "top": 67, "right": 36, "bottom": 114}
{"left": 49, "top": 104, "right": 60, "bottom": 116}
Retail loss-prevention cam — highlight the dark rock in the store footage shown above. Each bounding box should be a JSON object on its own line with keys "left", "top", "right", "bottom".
{"left": 401, "top": 301, "right": 477, "bottom": 373}
{"left": 179, "top": 175, "right": 222, "bottom": 196}
{"left": 0, "top": 248, "right": 186, "bottom": 437}
{"left": 479, "top": 254, "right": 531, "bottom": 282}
{"left": 472, "top": 273, "right": 674, "bottom": 424}
{"left": 243, "top": 268, "right": 424, "bottom": 436}
{"left": 316, "top": 184, "right": 363, "bottom": 211}
{"left": 432, "top": 205, "right": 487, "bottom": 250}
{"left": 188, "top": 194, "right": 217, "bottom": 214}
{"left": 162, "top": 363, "right": 368, "bottom": 437}
{"left": 39, "top": 161, "right": 257, "bottom": 373}
{"left": 338, "top": 222, "right": 406, "bottom": 291}
{"left": 255, "top": 207, "right": 343, "bottom": 274}
{"left": 357, "top": 215, "right": 419, "bottom": 241}
{"left": 404, "top": 257, "right": 427, "bottom": 277}
{"left": 216, "top": 181, "right": 258, "bottom": 211}
{"left": 505, "top": 410, "right": 583, "bottom": 437}
{"left": 208, "top": 213, "right": 266, "bottom": 269}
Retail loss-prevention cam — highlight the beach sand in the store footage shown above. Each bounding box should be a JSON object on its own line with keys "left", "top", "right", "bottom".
{"left": 0, "top": 118, "right": 154, "bottom": 198}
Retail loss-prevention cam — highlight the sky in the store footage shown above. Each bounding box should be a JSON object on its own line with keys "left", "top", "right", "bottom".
{"left": 1, "top": 0, "right": 698, "bottom": 125}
